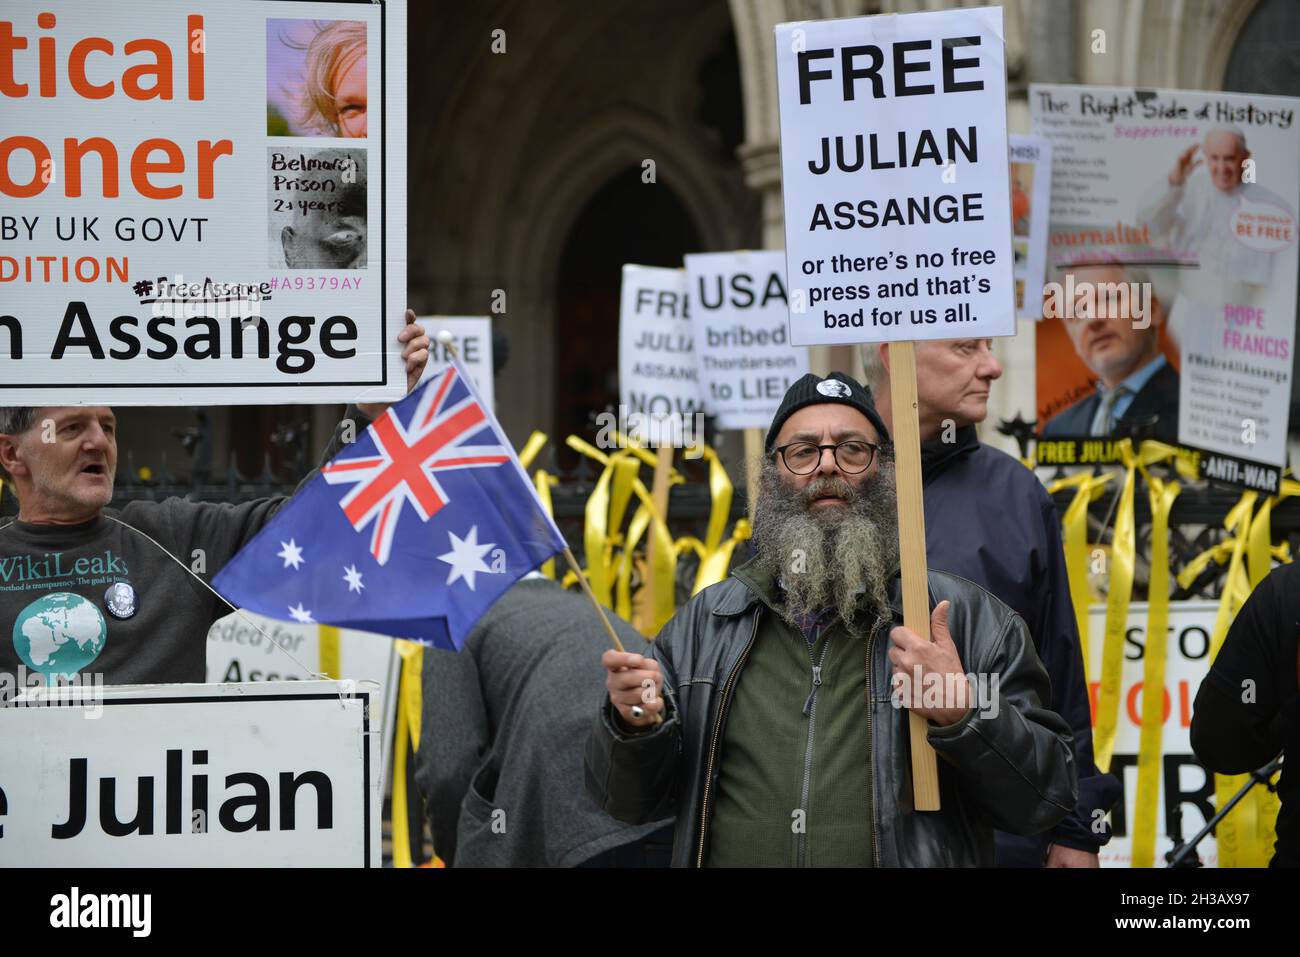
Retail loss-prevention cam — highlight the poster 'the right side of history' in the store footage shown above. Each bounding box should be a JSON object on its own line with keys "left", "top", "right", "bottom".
{"left": 1031, "top": 83, "right": 1300, "bottom": 492}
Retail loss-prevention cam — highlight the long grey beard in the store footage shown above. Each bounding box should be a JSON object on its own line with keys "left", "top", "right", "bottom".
{"left": 749, "top": 456, "right": 900, "bottom": 634}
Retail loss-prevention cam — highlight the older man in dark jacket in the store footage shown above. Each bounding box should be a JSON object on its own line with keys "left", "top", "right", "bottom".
{"left": 863, "top": 338, "right": 1120, "bottom": 866}
{"left": 586, "top": 372, "right": 1077, "bottom": 867}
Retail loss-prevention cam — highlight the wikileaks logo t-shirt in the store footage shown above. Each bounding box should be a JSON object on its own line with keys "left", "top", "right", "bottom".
{"left": 0, "top": 502, "right": 283, "bottom": 702}
{"left": 4, "top": 550, "right": 128, "bottom": 679}
{"left": 0, "top": 412, "right": 356, "bottom": 702}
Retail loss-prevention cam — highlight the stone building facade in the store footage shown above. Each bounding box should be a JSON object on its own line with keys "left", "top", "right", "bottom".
{"left": 107, "top": 0, "right": 1297, "bottom": 483}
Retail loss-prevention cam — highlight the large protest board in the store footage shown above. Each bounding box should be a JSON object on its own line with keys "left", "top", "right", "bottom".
{"left": 1031, "top": 84, "right": 1300, "bottom": 493}
{"left": 417, "top": 315, "right": 495, "bottom": 410}
{"left": 206, "top": 610, "right": 400, "bottom": 791}
{"left": 0, "top": 0, "right": 407, "bottom": 405}
{"left": 685, "top": 251, "right": 810, "bottom": 430}
{"left": 0, "top": 680, "right": 380, "bottom": 866}
{"left": 618, "top": 264, "right": 701, "bottom": 446}
{"left": 775, "top": 6, "right": 1015, "bottom": 345}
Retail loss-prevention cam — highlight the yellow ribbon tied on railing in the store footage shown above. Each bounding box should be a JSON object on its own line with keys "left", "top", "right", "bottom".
{"left": 1046, "top": 470, "right": 1115, "bottom": 681}
{"left": 1092, "top": 441, "right": 1139, "bottom": 774}
{"left": 318, "top": 625, "right": 341, "bottom": 680}
{"left": 1089, "top": 440, "right": 1192, "bottom": 775}
{"left": 1176, "top": 490, "right": 1257, "bottom": 866}
{"left": 692, "top": 518, "right": 752, "bottom": 595}
{"left": 517, "top": 430, "right": 548, "bottom": 471}
{"left": 390, "top": 638, "right": 425, "bottom": 869}
{"left": 1130, "top": 470, "right": 1180, "bottom": 868}
{"left": 533, "top": 469, "right": 559, "bottom": 580}
{"left": 566, "top": 436, "right": 679, "bottom": 635}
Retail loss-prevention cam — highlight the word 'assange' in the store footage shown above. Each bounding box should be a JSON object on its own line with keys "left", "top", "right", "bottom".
{"left": 798, "top": 35, "right": 987, "bottom": 232}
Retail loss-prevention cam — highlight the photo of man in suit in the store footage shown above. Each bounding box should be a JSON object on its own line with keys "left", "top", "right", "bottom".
{"left": 1041, "top": 263, "right": 1179, "bottom": 442}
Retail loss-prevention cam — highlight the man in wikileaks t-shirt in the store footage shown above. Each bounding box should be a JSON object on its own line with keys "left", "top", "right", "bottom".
{"left": 0, "top": 316, "right": 429, "bottom": 702}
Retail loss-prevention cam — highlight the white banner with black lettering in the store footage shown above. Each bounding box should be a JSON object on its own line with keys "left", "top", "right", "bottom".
{"left": 417, "top": 316, "right": 494, "bottom": 410}
{"left": 618, "top": 264, "right": 701, "bottom": 446}
{"left": 685, "top": 251, "right": 810, "bottom": 430}
{"left": 0, "top": 680, "right": 380, "bottom": 866}
{"left": 775, "top": 6, "right": 1015, "bottom": 344}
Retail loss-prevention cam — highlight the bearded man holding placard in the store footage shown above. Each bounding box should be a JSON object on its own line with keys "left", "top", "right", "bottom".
{"left": 585, "top": 372, "right": 1076, "bottom": 867}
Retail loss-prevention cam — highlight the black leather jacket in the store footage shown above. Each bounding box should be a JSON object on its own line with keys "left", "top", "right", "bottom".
{"left": 584, "top": 568, "right": 1078, "bottom": 867}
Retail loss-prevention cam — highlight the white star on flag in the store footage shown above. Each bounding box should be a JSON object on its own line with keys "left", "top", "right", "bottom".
{"left": 343, "top": 564, "right": 365, "bottom": 594}
{"left": 287, "top": 602, "right": 314, "bottom": 623}
{"left": 438, "top": 526, "right": 499, "bottom": 591}
{"left": 277, "top": 539, "right": 305, "bottom": 570}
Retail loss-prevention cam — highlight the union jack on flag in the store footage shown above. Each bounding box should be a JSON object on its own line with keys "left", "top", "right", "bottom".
{"left": 214, "top": 357, "right": 569, "bottom": 650}
{"left": 321, "top": 366, "right": 510, "bottom": 565}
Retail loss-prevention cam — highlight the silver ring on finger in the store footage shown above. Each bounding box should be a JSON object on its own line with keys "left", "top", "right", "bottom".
{"left": 631, "top": 705, "right": 645, "bottom": 719}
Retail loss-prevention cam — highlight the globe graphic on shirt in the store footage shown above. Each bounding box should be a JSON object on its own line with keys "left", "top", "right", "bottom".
{"left": 12, "top": 592, "right": 107, "bottom": 679}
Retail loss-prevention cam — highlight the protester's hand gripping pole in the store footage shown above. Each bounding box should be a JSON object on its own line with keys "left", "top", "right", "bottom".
{"left": 561, "top": 546, "right": 663, "bottom": 725}
{"left": 888, "top": 341, "right": 941, "bottom": 811}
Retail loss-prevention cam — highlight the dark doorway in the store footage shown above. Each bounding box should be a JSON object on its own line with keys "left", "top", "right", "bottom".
{"left": 554, "top": 170, "right": 702, "bottom": 449}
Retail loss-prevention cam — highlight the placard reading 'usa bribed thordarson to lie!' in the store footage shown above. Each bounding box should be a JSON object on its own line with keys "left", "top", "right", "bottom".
{"left": 0, "top": 0, "right": 408, "bottom": 405}
{"left": 685, "top": 251, "right": 810, "bottom": 431}
{"left": 774, "top": 6, "right": 1015, "bottom": 346}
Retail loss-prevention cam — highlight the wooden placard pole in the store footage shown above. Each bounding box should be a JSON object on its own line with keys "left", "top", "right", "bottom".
{"left": 743, "top": 428, "right": 763, "bottom": 520}
{"left": 887, "top": 340, "right": 941, "bottom": 812}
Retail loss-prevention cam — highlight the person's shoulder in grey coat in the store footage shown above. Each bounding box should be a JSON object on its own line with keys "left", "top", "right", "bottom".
{"left": 413, "top": 575, "right": 673, "bottom": 866}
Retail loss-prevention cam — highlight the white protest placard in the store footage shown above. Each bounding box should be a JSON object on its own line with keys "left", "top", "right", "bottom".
{"left": 417, "top": 315, "right": 494, "bottom": 410}
{"left": 685, "top": 251, "right": 810, "bottom": 430}
{"left": 0, "top": 680, "right": 381, "bottom": 866}
{"left": 0, "top": 0, "right": 407, "bottom": 405}
{"left": 1082, "top": 602, "right": 1221, "bottom": 868}
{"left": 205, "top": 611, "right": 400, "bottom": 793}
{"left": 618, "top": 264, "right": 701, "bottom": 446}
{"left": 1008, "top": 134, "right": 1052, "bottom": 321}
{"left": 775, "top": 6, "right": 1015, "bottom": 345}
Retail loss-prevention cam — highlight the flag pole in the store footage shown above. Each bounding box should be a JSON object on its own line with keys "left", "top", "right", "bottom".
{"left": 560, "top": 545, "right": 665, "bottom": 726}
{"left": 561, "top": 546, "right": 625, "bottom": 654}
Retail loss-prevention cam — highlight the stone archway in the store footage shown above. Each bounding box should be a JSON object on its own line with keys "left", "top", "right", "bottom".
{"left": 408, "top": 0, "right": 757, "bottom": 440}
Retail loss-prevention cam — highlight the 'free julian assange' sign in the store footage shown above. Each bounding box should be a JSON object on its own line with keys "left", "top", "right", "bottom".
{"left": 685, "top": 251, "right": 810, "bottom": 431}
{"left": 774, "top": 6, "right": 1015, "bottom": 345}
{"left": 619, "top": 264, "right": 702, "bottom": 446}
{"left": 0, "top": 0, "right": 408, "bottom": 405}
{"left": 0, "top": 681, "right": 380, "bottom": 866}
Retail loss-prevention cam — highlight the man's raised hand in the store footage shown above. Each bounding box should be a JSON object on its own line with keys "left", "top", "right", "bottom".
{"left": 602, "top": 650, "right": 663, "bottom": 730}
{"left": 357, "top": 309, "right": 431, "bottom": 419}
{"left": 1169, "top": 144, "right": 1201, "bottom": 187}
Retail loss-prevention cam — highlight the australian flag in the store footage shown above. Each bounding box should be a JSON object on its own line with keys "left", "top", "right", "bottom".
{"left": 213, "top": 358, "right": 568, "bottom": 650}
